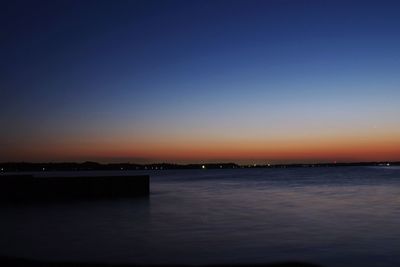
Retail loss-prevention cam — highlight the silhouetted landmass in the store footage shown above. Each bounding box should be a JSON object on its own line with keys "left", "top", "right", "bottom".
{"left": 0, "top": 161, "right": 398, "bottom": 172}
{"left": 0, "top": 256, "right": 323, "bottom": 267}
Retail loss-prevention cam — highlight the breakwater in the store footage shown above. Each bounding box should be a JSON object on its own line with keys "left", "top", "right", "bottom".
{"left": 0, "top": 174, "right": 149, "bottom": 201}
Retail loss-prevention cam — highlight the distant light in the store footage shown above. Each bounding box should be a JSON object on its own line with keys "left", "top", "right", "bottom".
{"left": 220, "top": 165, "right": 222, "bottom": 168}
{"left": 267, "top": 164, "right": 271, "bottom": 167}
{"left": 42, "top": 168, "right": 45, "bottom": 171}
{"left": 202, "top": 165, "right": 206, "bottom": 169}
{"left": 387, "top": 163, "right": 391, "bottom": 166}
{"left": 0, "top": 168, "right": 3, "bottom": 171}
{"left": 120, "top": 167, "right": 123, "bottom": 170}
{"left": 253, "top": 164, "right": 257, "bottom": 167}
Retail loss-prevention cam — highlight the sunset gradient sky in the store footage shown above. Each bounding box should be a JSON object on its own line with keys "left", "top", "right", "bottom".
{"left": 1, "top": 0, "right": 400, "bottom": 164}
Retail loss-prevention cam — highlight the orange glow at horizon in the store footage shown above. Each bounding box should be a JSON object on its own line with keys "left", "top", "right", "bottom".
{"left": 4, "top": 130, "right": 400, "bottom": 164}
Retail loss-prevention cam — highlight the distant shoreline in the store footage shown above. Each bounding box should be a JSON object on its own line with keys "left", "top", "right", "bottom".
{"left": 0, "top": 161, "right": 398, "bottom": 172}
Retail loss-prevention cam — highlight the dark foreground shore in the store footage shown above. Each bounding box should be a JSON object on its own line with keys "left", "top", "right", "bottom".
{"left": 0, "top": 257, "right": 322, "bottom": 267}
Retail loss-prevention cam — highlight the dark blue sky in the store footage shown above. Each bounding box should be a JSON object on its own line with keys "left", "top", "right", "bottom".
{"left": 1, "top": 0, "right": 400, "bottom": 163}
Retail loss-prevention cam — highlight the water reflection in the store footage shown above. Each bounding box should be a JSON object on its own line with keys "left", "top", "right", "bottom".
{"left": 1, "top": 167, "right": 400, "bottom": 267}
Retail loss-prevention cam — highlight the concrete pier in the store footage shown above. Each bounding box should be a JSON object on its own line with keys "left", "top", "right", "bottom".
{"left": 0, "top": 175, "right": 149, "bottom": 201}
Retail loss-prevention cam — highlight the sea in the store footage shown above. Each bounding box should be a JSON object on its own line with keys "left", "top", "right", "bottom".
{"left": 1, "top": 166, "right": 400, "bottom": 267}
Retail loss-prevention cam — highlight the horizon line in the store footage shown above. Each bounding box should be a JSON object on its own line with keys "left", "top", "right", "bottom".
{"left": 1, "top": 160, "right": 399, "bottom": 166}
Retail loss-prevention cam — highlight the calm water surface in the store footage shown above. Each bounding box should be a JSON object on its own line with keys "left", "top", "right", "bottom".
{"left": 1, "top": 167, "right": 400, "bottom": 266}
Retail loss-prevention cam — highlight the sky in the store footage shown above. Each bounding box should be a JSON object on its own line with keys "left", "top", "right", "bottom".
{"left": 1, "top": 0, "right": 400, "bottom": 164}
